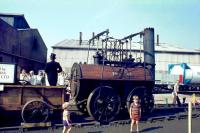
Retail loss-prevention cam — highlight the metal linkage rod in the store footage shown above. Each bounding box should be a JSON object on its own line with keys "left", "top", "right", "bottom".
{"left": 121, "top": 32, "right": 142, "bottom": 40}
{"left": 89, "top": 29, "right": 109, "bottom": 44}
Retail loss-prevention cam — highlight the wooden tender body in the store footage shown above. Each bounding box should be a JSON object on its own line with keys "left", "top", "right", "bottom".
{"left": 0, "top": 85, "right": 65, "bottom": 123}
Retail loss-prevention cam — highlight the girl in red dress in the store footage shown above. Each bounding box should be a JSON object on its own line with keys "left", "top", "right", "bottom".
{"left": 129, "top": 95, "right": 141, "bottom": 133}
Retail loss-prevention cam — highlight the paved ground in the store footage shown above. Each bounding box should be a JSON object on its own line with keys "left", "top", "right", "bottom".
{"left": 154, "top": 93, "right": 200, "bottom": 104}
{"left": 1, "top": 93, "right": 200, "bottom": 133}
{"left": 2, "top": 117, "right": 200, "bottom": 133}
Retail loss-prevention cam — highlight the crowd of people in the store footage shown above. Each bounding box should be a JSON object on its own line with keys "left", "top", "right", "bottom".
{"left": 20, "top": 69, "right": 45, "bottom": 85}
{"left": 19, "top": 53, "right": 70, "bottom": 87}
{"left": 19, "top": 69, "right": 70, "bottom": 87}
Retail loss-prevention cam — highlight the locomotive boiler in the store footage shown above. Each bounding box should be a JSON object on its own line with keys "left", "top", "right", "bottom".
{"left": 70, "top": 28, "right": 155, "bottom": 124}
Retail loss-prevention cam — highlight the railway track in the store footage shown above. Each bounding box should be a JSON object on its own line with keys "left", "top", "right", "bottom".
{"left": 1, "top": 104, "right": 200, "bottom": 132}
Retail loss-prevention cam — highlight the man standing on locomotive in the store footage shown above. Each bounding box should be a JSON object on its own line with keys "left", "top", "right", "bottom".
{"left": 45, "top": 53, "right": 62, "bottom": 86}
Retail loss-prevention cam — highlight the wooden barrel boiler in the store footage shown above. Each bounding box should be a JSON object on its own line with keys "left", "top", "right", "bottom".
{"left": 70, "top": 63, "right": 154, "bottom": 123}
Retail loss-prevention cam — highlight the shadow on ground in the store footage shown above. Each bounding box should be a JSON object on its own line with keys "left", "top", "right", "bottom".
{"left": 140, "top": 126, "right": 163, "bottom": 132}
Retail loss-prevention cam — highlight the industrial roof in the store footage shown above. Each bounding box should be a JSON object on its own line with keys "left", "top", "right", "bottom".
{"left": 53, "top": 39, "right": 200, "bottom": 54}
{"left": 0, "top": 13, "right": 24, "bottom": 16}
{"left": 0, "top": 13, "right": 30, "bottom": 29}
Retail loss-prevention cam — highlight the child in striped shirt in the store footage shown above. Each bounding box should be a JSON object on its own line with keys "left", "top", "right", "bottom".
{"left": 129, "top": 95, "right": 141, "bottom": 133}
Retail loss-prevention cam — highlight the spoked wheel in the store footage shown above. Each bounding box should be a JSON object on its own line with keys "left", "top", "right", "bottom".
{"left": 126, "top": 86, "right": 154, "bottom": 115}
{"left": 21, "top": 100, "right": 50, "bottom": 123}
{"left": 87, "top": 86, "right": 121, "bottom": 124}
{"left": 70, "top": 63, "right": 87, "bottom": 113}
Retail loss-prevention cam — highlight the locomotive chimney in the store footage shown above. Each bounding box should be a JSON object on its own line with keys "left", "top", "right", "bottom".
{"left": 143, "top": 28, "right": 155, "bottom": 80}
{"left": 92, "top": 32, "right": 95, "bottom": 45}
{"left": 157, "top": 34, "right": 159, "bottom": 46}
{"left": 79, "top": 32, "right": 82, "bottom": 45}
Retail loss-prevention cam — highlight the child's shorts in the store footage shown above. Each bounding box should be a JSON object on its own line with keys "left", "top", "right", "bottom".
{"left": 63, "top": 120, "right": 72, "bottom": 127}
{"left": 131, "top": 114, "right": 140, "bottom": 121}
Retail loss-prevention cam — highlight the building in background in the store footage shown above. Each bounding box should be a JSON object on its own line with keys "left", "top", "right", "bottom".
{"left": 0, "top": 13, "right": 47, "bottom": 76}
{"left": 52, "top": 33, "right": 200, "bottom": 83}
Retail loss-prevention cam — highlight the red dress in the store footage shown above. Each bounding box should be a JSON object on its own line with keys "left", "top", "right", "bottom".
{"left": 130, "top": 103, "right": 141, "bottom": 121}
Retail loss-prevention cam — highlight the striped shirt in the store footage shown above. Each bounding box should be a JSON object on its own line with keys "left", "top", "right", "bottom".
{"left": 130, "top": 103, "right": 141, "bottom": 115}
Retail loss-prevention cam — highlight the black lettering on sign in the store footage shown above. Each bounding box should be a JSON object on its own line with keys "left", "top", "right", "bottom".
{"left": 0, "top": 75, "right": 9, "bottom": 79}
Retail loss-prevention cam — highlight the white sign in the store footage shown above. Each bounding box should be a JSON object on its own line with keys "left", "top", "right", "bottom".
{"left": 0, "top": 64, "right": 15, "bottom": 83}
{"left": 0, "top": 85, "right": 4, "bottom": 91}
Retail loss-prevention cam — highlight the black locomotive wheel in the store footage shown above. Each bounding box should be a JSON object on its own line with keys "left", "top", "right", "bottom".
{"left": 126, "top": 86, "right": 154, "bottom": 115}
{"left": 87, "top": 86, "right": 121, "bottom": 124}
{"left": 21, "top": 100, "right": 50, "bottom": 123}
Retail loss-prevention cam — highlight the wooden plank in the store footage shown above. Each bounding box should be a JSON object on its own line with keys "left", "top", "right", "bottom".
{"left": 41, "top": 87, "right": 45, "bottom": 101}
{"left": 3, "top": 96, "right": 19, "bottom": 104}
{"left": 45, "top": 89, "right": 62, "bottom": 97}
{"left": 62, "top": 88, "right": 65, "bottom": 103}
{"left": 21, "top": 122, "right": 51, "bottom": 128}
{"left": 0, "top": 104, "right": 22, "bottom": 110}
{"left": 22, "top": 97, "right": 41, "bottom": 105}
{"left": 18, "top": 87, "right": 23, "bottom": 106}
{"left": 48, "top": 97, "right": 62, "bottom": 105}
{"left": 23, "top": 89, "right": 42, "bottom": 97}
{"left": 3, "top": 85, "right": 65, "bottom": 90}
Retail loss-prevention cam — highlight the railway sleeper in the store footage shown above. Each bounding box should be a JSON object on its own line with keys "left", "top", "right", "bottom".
{"left": 148, "top": 116, "right": 166, "bottom": 123}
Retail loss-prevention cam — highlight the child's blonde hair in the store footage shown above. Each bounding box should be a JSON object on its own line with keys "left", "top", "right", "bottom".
{"left": 132, "top": 95, "right": 139, "bottom": 101}
{"left": 62, "top": 102, "right": 70, "bottom": 109}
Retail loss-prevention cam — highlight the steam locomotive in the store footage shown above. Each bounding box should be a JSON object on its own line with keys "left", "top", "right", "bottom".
{"left": 69, "top": 28, "right": 155, "bottom": 123}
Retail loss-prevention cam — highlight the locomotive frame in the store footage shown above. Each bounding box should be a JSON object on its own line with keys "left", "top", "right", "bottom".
{"left": 70, "top": 28, "right": 155, "bottom": 123}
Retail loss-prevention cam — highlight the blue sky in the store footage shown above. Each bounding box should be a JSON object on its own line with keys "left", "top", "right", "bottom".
{"left": 1, "top": 0, "right": 200, "bottom": 54}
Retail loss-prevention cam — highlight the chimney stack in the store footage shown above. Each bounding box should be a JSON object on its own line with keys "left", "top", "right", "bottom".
{"left": 92, "top": 32, "right": 95, "bottom": 45}
{"left": 143, "top": 28, "right": 155, "bottom": 80}
{"left": 157, "top": 34, "right": 159, "bottom": 46}
{"left": 79, "top": 32, "right": 82, "bottom": 45}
